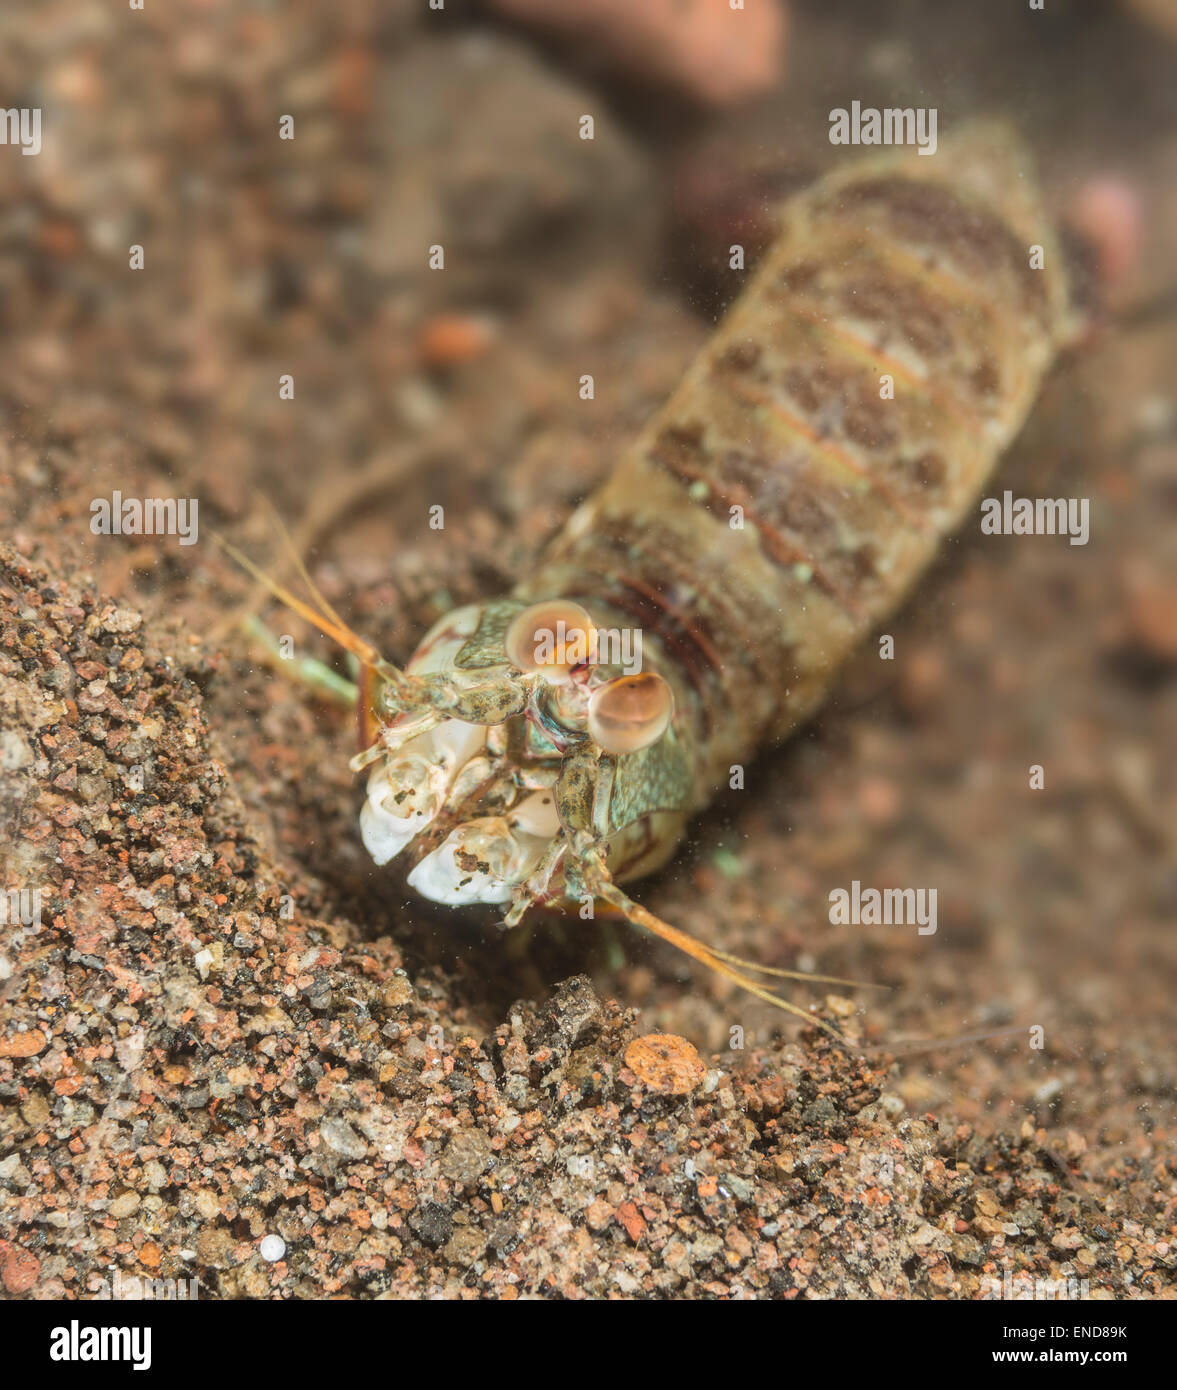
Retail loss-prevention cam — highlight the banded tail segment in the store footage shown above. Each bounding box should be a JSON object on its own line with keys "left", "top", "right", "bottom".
{"left": 525, "top": 124, "right": 1075, "bottom": 790}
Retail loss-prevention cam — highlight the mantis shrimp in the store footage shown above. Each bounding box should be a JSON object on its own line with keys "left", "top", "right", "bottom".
{"left": 223, "top": 123, "right": 1079, "bottom": 1030}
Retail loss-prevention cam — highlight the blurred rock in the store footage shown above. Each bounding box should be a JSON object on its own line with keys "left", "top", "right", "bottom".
{"left": 488, "top": 0, "right": 787, "bottom": 108}
{"left": 371, "top": 33, "right": 654, "bottom": 289}
{"left": 1124, "top": 0, "right": 1177, "bottom": 43}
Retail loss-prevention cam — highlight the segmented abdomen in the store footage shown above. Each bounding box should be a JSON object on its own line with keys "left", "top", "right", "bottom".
{"left": 521, "top": 125, "right": 1078, "bottom": 796}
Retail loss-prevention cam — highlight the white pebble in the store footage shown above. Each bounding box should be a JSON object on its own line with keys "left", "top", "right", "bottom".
{"left": 259, "top": 1234, "right": 286, "bottom": 1263}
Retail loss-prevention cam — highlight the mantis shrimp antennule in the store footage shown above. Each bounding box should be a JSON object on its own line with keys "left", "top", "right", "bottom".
{"left": 259, "top": 497, "right": 354, "bottom": 640}
{"left": 215, "top": 531, "right": 535, "bottom": 730}
{"left": 212, "top": 531, "right": 397, "bottom": 677}
{"left": 243, "top": 504, "right": 392, "bottom": 749}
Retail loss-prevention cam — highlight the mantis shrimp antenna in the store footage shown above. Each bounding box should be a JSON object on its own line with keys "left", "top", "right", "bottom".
{"left": 569, "top": 841, "right": 877, "bottom": 1040}
{"left": 596, "top": 878, "right": 843, "bottom": 1037}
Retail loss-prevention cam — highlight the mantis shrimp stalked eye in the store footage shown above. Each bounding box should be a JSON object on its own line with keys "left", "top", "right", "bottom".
{"left": 587, "top": 673, "right": 675, "bottom": 755}
{"left": 219, "top": 123, "right": 1079, "bottom": 1036}
{"left": 504, "top": 599, "right": 597, "bottom": 678}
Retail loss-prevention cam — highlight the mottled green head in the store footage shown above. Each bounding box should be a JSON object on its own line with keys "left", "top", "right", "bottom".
{"left": 358, "top": 597, "right": 692, "bottom": 910}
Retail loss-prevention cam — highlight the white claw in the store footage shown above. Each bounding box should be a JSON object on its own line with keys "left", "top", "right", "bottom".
{"left": 407, "top": 817, "right": 548, "bottom": 906}
{"left": 508, "top": 791, "right": 561, "bottom": 840}
{"left": 360, "top": 719, "right": 487, "bottom": 866}
{"left": 407, "top": 836, "right": 514, "bottom": 906}
{"left": 430, "top": 719, "right": 486, "bottom": 769}
{"left": 360, "top": 756, "right": 445, "bottom": 866}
